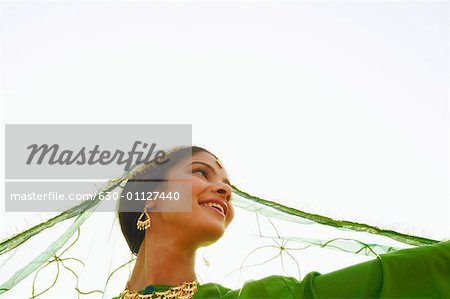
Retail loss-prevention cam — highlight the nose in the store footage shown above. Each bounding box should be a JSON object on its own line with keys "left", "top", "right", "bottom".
{"left": 214, "top": 182, "right": 232, "bottom": 202}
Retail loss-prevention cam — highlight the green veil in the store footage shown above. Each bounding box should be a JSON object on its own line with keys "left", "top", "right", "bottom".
{"left": 0, "top": 168, "right": 443, "bottom": 299}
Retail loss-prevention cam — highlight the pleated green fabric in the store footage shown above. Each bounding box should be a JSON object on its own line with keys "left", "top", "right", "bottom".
{"left": 112, "top": 240, "right": 450, "bottom": 299}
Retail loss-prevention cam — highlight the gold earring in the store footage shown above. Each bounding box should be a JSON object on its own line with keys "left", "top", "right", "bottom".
{"left": 137, "top": 207, "right": 151, "bottom": 230}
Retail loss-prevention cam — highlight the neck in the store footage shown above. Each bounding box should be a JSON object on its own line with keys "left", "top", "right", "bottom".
{"left": 127, "top": 220, "right": 197, "bottom": 292}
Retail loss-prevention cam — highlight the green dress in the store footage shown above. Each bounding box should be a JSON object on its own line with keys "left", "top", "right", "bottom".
{"left": 112, "top": 240, "right": 450, "bottom": 298}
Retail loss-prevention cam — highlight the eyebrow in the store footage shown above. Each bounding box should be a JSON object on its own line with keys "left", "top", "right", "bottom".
{"left": 188, "top": 161, "right": 231, "bottom": 186}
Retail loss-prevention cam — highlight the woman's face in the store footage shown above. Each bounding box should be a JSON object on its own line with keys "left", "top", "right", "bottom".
{"left": 151, "top": 151, "right": 235, "bottom": 247}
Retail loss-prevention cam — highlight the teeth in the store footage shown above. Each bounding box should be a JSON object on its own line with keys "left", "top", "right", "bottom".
{"left": 201, "top": 202, "right": 225, "bottom": 215}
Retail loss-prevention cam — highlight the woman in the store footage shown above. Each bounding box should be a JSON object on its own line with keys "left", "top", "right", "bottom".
{"left": 113, "top": 146, "right": 450, "bottom": 299}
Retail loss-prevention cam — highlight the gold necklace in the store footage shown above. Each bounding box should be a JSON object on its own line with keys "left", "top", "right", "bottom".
{"left": 119, "top": 280, "right": 199, "bottom": 299}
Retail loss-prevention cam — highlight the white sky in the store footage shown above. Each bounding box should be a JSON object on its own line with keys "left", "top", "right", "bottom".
{"left": 0, "top": 1, "right": 449, "bottom": 298}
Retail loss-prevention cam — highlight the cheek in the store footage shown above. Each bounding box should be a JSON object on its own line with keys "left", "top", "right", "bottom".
{"left": 164, "top": 178, "right": 205, "bottom": 202}
{"left": 191, "top": 178, "right": 207, "bottom": 199}
{"left": 226, "top": 204, "right": 235, "bottom": 225}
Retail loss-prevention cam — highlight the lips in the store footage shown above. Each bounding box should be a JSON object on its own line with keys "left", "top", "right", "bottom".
{"left": 198, "top": 199, "right": 228, "bottom": 217}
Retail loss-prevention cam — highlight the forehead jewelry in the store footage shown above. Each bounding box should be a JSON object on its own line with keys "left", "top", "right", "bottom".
{"left": 216, "top": 159, "right": 224, "bottom": 168}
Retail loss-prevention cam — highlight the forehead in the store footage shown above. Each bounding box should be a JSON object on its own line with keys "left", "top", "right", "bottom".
{"left": 190, "top": 151, "right": 230, "bottom": 177}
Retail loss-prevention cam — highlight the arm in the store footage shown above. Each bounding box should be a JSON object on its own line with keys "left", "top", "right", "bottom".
{"left": 224, "top": 240, "right": 450, "bottom": 298}
{"left": 305, "top": 239, "right": 450, "bottom": 298}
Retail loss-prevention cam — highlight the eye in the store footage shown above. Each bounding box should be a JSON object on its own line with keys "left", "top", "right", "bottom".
{"left": 193, "top": 168, "right": 208, "bottom": 178}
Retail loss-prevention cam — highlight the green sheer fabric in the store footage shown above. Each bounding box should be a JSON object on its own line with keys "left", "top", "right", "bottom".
{"left": 112, "top": 240, "right": 450, "bottom": 298}
{"left": 1, "top": 168, "right": 449, "bottom": 298}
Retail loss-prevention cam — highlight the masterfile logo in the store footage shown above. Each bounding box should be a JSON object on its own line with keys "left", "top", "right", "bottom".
{"left": 4, "top": 124, "right": 192, "bottom": 213}
{"left": 5, "top": 124, "right": 191, "bottom": 179}
{"left": 25, "top": 141, "right": 169, "bottom": 171}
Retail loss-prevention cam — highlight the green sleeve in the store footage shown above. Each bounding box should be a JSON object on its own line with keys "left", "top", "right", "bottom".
{"left": 221, "top": 240, "right": 450, "bottom": 298}
{"left": 309, "top": 239, "right": 450, "bottom": 298}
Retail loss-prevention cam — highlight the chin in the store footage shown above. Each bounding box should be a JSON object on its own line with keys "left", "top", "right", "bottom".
{"left": 197, "top": 224, "right": 225, "bottom": 247}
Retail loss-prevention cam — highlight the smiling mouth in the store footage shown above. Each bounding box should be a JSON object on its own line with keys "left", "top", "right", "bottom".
{"left": 200, "top": 203, "right": 226, "bottom": 217}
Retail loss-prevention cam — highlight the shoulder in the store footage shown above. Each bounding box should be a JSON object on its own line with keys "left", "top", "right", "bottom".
{"left": 237, "top": 273, "right": 321, "bottom": 298}
{"left": 196, "top": 273, "right": 321, "bottom": 299}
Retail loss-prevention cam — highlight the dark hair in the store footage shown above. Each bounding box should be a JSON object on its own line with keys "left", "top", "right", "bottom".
{"left": 118, "top": 145, "right": 219, "bottom": 256}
